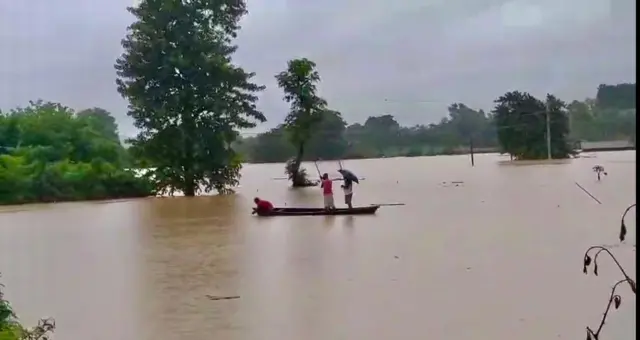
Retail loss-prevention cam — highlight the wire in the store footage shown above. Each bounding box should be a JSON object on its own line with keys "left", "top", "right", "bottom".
{"left": 235, "top": 107, "right": 575, "bottom": 138}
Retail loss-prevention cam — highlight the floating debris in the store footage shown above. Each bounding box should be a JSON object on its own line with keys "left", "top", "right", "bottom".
{"left": 206, "top": 295, "right": 240, "bottom": 301}
{"left": 439, "top": 181, "right": 465, "bottom": 188}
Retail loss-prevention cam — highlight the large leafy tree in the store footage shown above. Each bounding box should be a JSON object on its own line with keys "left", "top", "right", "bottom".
{"left": 446, "top": 103, "right": 495, "bottom": 145}
{"left": 275, "top": 58, "right": 327, "bottom": 186}
{"left": 76, "top": 107, "right": 120, "bottom": 142}
{"left": 115, "top": 0, "right": 265, "bottom": 196}
{"left": 493, "top": 91, "right": 573, "bottom": 160}
{"left": 361, "top": 115, "right": 400, "bottom": 154}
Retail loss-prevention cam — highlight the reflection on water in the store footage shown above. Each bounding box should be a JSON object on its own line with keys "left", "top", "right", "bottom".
{"left": 135, "top": 196, "right": 245, "bottom": 339}
{"left": 343, "top": 216, "right": 355, "bottom": 229}
{"left": 0, "top": 152, "right": 636, "bottom": 340}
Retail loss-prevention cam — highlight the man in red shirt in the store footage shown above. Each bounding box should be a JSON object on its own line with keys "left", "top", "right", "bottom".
{"left": 253, "top": 197, "right": 274, "bottom": 215}
{"left": 320, "top": 173, "right": 335, "bottom": 210}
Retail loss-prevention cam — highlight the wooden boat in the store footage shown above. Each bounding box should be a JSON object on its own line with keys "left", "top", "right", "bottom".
{"left": 254, "top": 205, "right": 380, "bottom": 217}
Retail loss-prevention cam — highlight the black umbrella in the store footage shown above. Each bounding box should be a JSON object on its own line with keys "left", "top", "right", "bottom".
{"left": 338, "top": 169, "right": 359, "bottom": 184}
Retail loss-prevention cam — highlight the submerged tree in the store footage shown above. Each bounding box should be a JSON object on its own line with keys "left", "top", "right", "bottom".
{"left": 115, "top": 0, "right": 266, "bottom": 196}
{"left": 275, "top": 58, "right": 327, "bottom": 187}
{"left": 493, "top": 91, "right": 573, "bottom": 160}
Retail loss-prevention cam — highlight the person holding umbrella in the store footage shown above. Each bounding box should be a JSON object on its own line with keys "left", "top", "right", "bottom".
{"left": 338, "top": 168, "right": 358, "bottom": 209}
{"left": 341, "top": 177, "right": 354, "bottom": 208}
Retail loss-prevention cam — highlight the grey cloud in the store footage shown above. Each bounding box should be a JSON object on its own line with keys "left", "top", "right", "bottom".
{"left": 1, "top": 0, "right": 635, "bottom": 137}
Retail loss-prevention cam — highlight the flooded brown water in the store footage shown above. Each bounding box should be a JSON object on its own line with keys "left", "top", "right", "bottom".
{"left": 0, "top": 152, "right": 636, "bottom": 340}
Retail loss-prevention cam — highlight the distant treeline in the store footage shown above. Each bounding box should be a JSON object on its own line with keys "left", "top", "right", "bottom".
{"left": 235, "top": 83, "right": 636, "bottom": 163}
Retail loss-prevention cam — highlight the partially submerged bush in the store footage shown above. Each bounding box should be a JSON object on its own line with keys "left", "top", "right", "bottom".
{"left": 0, "top": 101, "right": 155, "bottom": 205}
{"left": 0, "top": 155, "right": 155, "bottom": 205}
{"left": 0, "top": 274, "right": 55, "bottom": 340}
{"left": 284, "top": 158, "right": 316, "bottom": 187}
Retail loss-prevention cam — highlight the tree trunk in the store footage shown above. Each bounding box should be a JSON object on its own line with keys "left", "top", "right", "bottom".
{"left": 181, "top": 116, "right": 196, "bottom": 197}
{"left": 183, "top": 160, "right": 196, "bottom": 196}
{"left": 183, "top": 177, "right": 196, "bottom": 196}
{"left": 291, "top": 143, "right": 306, "bottom": 187}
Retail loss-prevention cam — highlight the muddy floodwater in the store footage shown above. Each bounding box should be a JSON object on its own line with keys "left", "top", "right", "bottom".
{"left": 0, "top": 152, "right": 636, "bottom": 340}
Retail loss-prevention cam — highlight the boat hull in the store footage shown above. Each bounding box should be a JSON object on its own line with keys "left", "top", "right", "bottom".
{"left": 254, "top": 205, "right": 379, "bottom": 217}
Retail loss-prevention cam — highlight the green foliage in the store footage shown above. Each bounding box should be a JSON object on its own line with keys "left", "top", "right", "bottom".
{"left": 306, "top": 110, "right": 348, "bottom": 160}
{"left": 359, "top": 115, "right": 401, "bottom": 153}
{"left": 568, "top": 84, "right": 636, "bottom": 143}
{"left": 0, "top": 280, "right": 17, "bottom": 333}
{"left": 275, "top": 58, "right": 328, "bottom": 186}
{"left": 240, "top": 83, "right": 633, "bottom": 163}
{"left": 493, "top": 91, "right": 573, "bottom": 159}
{"left": 115, "top": 0, "right": 265, "bottom": 196}
{"left": 283, "top": 158, "right": 315, "bottom": 187}
{"left": 76, "top": 107, "right": 120, "bottom": 142}
{"left": 238, "top": 127, "right": 296, "bottom": 163}
{"left": 240, "top": 103, "right": 497, "bottom": 162}
{"left": 596, "top": 83, "right": 635, "bottom": 110}
{"left": 0, "top": 274, "right": 55, "bottom": 340}
{"left": 275, "top": 58, "right": 328, "bottom": 147}
{"left": 0, "top": 101, "right": 153, "bottom": 205}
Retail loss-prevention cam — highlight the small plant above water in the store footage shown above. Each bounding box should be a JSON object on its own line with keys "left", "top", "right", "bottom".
{"left": 582, "top": 203, "right": 636, "bottom": 339}
{"left": 592, "top": 165, "right": 607, "bottom": 181}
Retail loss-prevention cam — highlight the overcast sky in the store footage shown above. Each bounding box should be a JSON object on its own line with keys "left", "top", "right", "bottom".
{"left": 0, "top": 0, "right": 635, "bottom": 137}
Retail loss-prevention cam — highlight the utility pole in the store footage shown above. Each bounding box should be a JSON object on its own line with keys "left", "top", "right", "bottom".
{"left": 546, "top": 102, "right": 552, "bottom": 160}
{"left": 469, "top": 136, "right": 475, "bottom": 167}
